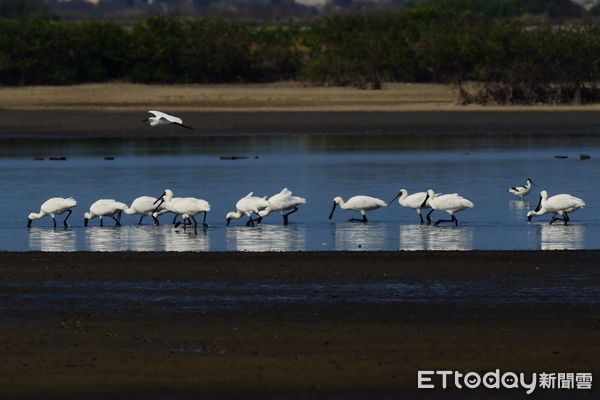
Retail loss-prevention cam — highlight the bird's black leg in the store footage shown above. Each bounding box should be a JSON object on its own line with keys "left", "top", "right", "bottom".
{"left": 138, "top": 215, "right": 144, "bottom": 225}
{"left": 549, "top": 215, "right": 557, "bottom": 225}
{"left": 282, "top": 207, "right": 298, "bottom": 225}
{"left": 434, "top": 216, "right": 455, "bottom": 226}
{"left": 564, "top": 213, "right": 570, "bottom": 225}
{"left": 100, "top": 218, "right": 104, "bottom": 227}
{"left": 246, "top": 216, "right": 254, "bottom": 227}
{"left": 52, "top": 216, "right": 57, "bottom": 228}
{"left": 418, "top": 213, "right": 424, "bottom": 225}
{"left": 152, "top": 215, "right": 160, "bottom": 226}
{"left": 426, "top": 209, "right": 434, "bottom": 225}
{"left": 112, "top": 216, "right": 121, "bottom": 227}
{"left": 172, "top": 215, "right": 178, "bottom": 225}
{"left": 362, "top": 215, "right": 368, "bottom": 223}
{"left": 63, "top": 210, "right": 72, "bottom": 227}
{"left": 117, "top": 211, "right": 122, "bottom": 224}
{"left": 202, "top": 211, "right": 209, "bottom": 228}
{"left": 453, "top": 215, "right": 458, "bottom": 227}
{"left": 191, "top": 216, "right": 198, "bottom": 227}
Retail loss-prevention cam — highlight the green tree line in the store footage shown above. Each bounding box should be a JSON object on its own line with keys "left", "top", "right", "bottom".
{"left": 1, "top": 6, "right": 600, "bottom": 103}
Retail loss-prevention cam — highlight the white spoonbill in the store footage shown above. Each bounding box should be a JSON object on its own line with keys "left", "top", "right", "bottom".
{"left": 27, "top": 197, "right": 77, "bottom": 228}
{"left": 421, "top": 189, "right": 474, "bottom": 226}
{"left": 143, "top": 110, "right": 192, "bottom": 129}
{"left": 84, "top": 199, "right": 128, "bottom": 227}
{"left": 124, "top": 196, "right": 168, "bottom": 225}
{"left": 154, "top": 189, "right": 211, "bottom": 228}
{"left": 527, "top": 190, "right": 585, "bottom": 225}
{"left": 390, "top": 189, "right": 436, "bottom": 224}
{"left": 508, "top": 178, "right": 533, "bottom": 200}
{"left": 226, "top": 192, "right": 270, "bottom": 227}
{"left": 258, "top": 188, "right": 307, "bottom": 225}
{"left": 328, "top": 195, "right": 387, "bottom": 223}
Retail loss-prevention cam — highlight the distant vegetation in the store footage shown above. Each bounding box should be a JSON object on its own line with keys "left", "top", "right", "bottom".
{"left": 1, "top": 1, "right": 600, "bottom": 104}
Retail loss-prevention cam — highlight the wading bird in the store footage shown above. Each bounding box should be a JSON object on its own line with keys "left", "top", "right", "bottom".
{"left": 328, "top": 195, "right": 387, "bottom": 223}
{"left": 390, "top": 189, "right": 435, "bottom": 224}
{"left": 509, "top": 178, "right": 533, "bottom": 200}
{"left": 84, "top": 199, "right": 128, "bottom": 227}
{"left": 124, "top": 196, "right": 168, "bottom": 225}
{"left": 527, "top": 190, "right": 585, "bottom": 225}
{"left": 153, "top": 189, "right": 211, "bottom": 228}
{"left": 226, "top": 192, "right": 270, "bottom": 227}
{"left": 27, "top": 197, "right": 77, "bottom": 228}
{"left": 143, "top": 110, "right": 193, "bottom": 129}
{"left": 421, "top": 189, "right": 474, "bottom": 226}
{"left": 258, "top": 188, "right": 307, "bottom": 225}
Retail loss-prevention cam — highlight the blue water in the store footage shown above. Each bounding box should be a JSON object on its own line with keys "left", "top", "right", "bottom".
{"left": 1, "top": 134, "right": 598, "bottom": 251}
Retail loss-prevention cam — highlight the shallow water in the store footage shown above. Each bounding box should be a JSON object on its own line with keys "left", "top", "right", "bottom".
{"left": 1, "top": 134, "right": 598, "bottom": 251}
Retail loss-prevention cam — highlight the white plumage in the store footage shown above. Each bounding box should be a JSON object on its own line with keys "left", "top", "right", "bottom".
{"left": 527, "top": 190, "right": 585, "bottom": 225}
{"left": 124, "top": 196, "right": 168, "bottom": 225}
{"left": 154, "top": 189, "right": 211, "bottom": 228}
{"left": 143, "top": 110, "right": 192, "bottom": 129}
{"left": 422, "top": 189, "right": 474, "bottom": 226}
{"left": 328, "top": 195, "right": 387, "bottom": 223}
{"left": 391, "top": 189, "right": 436, "bottom": 224}
{"left": 226, "top": 192, "right": 270, "bottom": 226}
{"left": 258, "top": 188, "right": 307, "bottom": 225}
{"left": 84, "top": 199, "right": 128, "bottom": 227}
{"left": 27, "top": 197, "right": 77, "bottom": 228}
{"left": 508, "top": 178, "right": 533, "bottom": 200}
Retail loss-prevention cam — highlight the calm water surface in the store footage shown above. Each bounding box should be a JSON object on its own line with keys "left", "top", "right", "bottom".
{"left": 1, "top": 134, "right": 598, "bottom": 251}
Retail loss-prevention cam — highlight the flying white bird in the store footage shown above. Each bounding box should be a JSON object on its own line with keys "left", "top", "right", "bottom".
{"left": 27, "top": 197, "right": 77, "bottom": 228}
{"left": 123, "top": 196, "right": 168, "bottom": 225}
{"left": 421, "top": 189, "right": 474, "bottom": 226}
{"left": 226, "top": 192, "right": 270, "bottom": 227}
{"left": 153, "top": 189, "right": 211, "bottom": 228}
{"left": 258, "top": 188, "right": 307, "bottom": 225}
{"left": 328, "top": 195, "right": 387, "bottom": 223}
{"left": 390, "top": 189, "right": 436, "bottom": 224}
{"left": 527, "top": 190, "right": 585, "bottom": 225}
{"left": 143, "top": 110, "right": 193, "bottom": 129}
{"left": 84, "top": 199, "right": 128, "bottom": 227}
{"left": 509, "top": 178, "right": 533, "bottom": 200}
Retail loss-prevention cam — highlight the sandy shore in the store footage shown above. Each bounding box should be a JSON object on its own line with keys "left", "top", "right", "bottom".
{"left": 1, "top": 251, "right": 598, "bottom": 399}
{"left": 2, "top": 83, "right": 600, "bottom": 136}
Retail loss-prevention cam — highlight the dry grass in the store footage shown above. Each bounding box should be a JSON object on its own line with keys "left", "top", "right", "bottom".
{"left": 2, "top": 82, "right": 600, "bottom": 112}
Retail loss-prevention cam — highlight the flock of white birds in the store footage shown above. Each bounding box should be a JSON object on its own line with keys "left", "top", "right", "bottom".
{"left": 25, "top": 179, "right": 587, "bottom": 230}
{"left": 25, "top": 111, "right": 587, "bottom": 230}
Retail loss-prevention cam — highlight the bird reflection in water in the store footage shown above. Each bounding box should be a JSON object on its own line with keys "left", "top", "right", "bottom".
{"left": 334, "top": 222, "right": 387, "bottom": 251}
{"left": 85, "top": 227, "right": 130, "bottom": 251}
{"left": 28, "top": 227, "right": 76, "bottom": 252}
{"left": 162, "top": 226, "right": 210, "bottom": 251}
{"left": 508, "top": 200, "right": 531, "bottom": 210}
{"left": 540, "top": 224, "right": 585, "bottom": 250}
{"left": 226, "top": 225, "right": 306, "bottom": 251}
{"left": 399, "top": 225, "right": 473, "bottom": 251}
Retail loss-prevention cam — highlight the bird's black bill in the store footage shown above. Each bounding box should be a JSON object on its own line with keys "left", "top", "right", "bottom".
{"left": 84, "top": 218, "right": 89, "bottom": 227}
{"left": 141, "top": 118, "right": 149, "bottom": 122}
{"left": 420, "top": 194, "right": 430, "bottom": 208}
{"left": 388, "top": 192, "right": 401, "bottom": 205}
{"left": 527, "top": 215, "right": 533, "bottom": 222}
{"left": 152, "top": 198, "right": 165, "bottom": 214}
{"left": 226, "top": 218, "right": 231, "bottom": 226}
{"left": 176, "top": 123, "right": 193, "bottom": 130}
{"left": 153, "top": 192, "right": 166, "bottom": 205}
{"left": 534, "top": 196, "right": 542, "bottom": 212}
{"left": 27, "top": 219, "right": 32, "bottom": 228}
{"left": 328, "top": 202, "right": 337, "bottom": 219}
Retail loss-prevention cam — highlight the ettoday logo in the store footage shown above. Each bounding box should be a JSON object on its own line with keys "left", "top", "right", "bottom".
{"left": 418, "top": 370, "right": 593, "bottom": 394}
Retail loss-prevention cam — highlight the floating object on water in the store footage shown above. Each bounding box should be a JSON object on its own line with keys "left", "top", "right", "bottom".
{"left": 33, "top": 157, "right": 44, "bottom": 161}
{"left": 104, "top": 156, "right": 115, "bottom": 160}
{"left": 555, "top": 155, "right": 568, "bottom": 159}
{"left": 580, "top": 154, "right": 591, "bottom": 160}
{"left": 527, "top": 190, "right": 585, "bottom": 225}
{"left": 328, "top": 195, "right": 387, "bottom": 223}
{"left": 143, "top": 110, "right": 193, "bottom": 129}
{"left": 421, "top": 189, "right": 474, "bottom": 227}
{"left": 508, "top": 178, "right": 533, "bottom": 200}
{"left": 27, "top": 197, "right": 77, "bottom": 228}
{"left": 220, "top": 156, "right": 249, "bottom": 160}
{"left": 49, "top": 157, "right": 67, "bottom": 161}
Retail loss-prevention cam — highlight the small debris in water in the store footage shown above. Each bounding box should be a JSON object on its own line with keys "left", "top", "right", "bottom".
{"left": 554, "top": 155, "right": 568, "bottom": 159}
{"left": 220, "top": 156, "right": 249, "bottom": 160}
{"left": 49, "top": 157, "right": 67, "bottom": 161}
{"left": 579, "top": 154, "right": 591, "bottom": 160}
{"left": 104, "top": 156, "right": 115, "bottom": 160}
{"left": 33, "top": 157, "right": 44, "bottom": 160}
